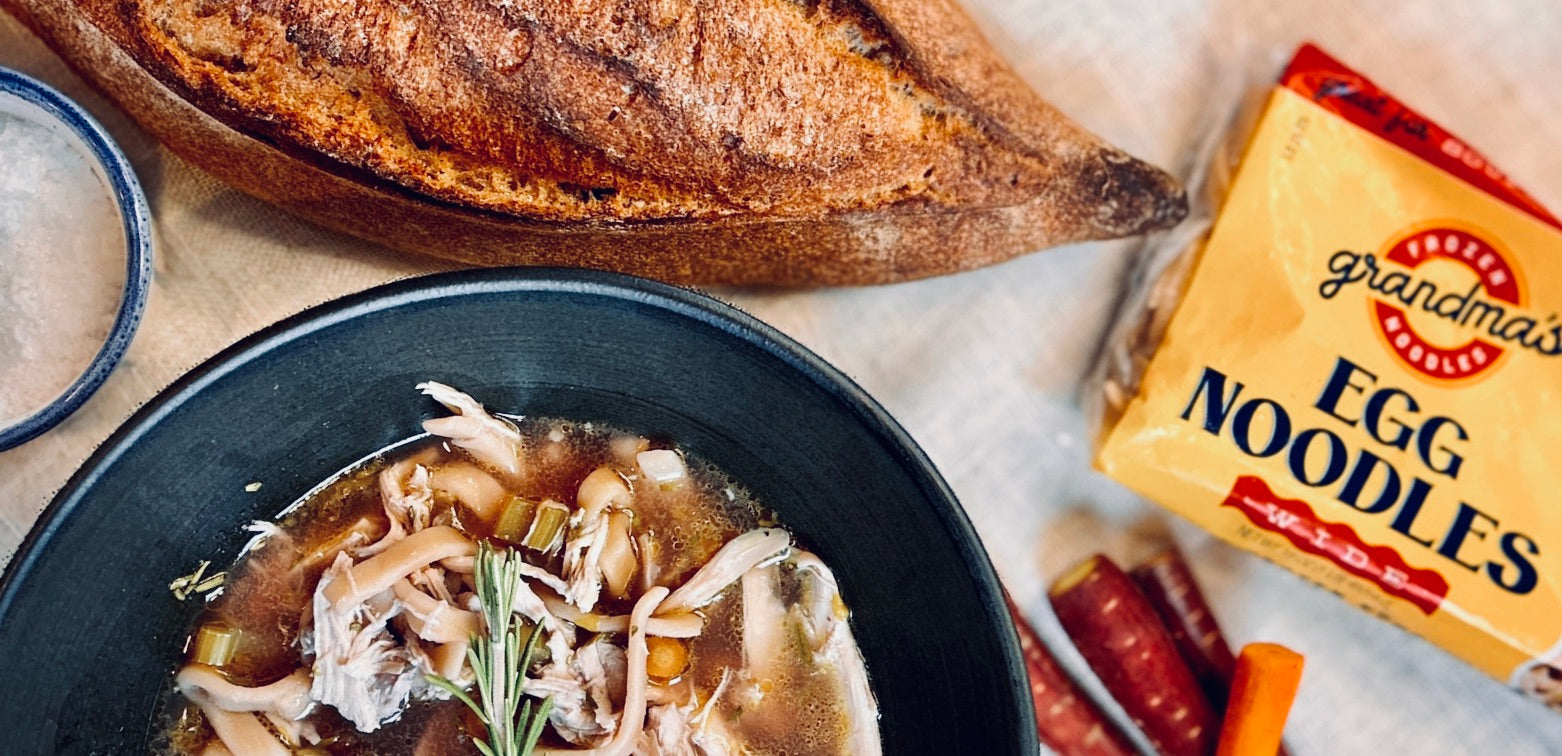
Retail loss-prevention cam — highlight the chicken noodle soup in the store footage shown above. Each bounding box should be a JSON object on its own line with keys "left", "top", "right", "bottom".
{"left": 163, "top": 382, "right": 880, "bottom": 754}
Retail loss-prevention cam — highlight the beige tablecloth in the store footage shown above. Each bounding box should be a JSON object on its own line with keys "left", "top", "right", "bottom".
{"left": 4, "top": 2, "right": 1562, "bottom": 752}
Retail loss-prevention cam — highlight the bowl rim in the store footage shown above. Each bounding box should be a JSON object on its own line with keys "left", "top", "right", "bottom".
{"left": 0, "top": 66, "right": 154, "bottom": 451}
{"left": 0, "top": 266, "right": 1039, "bottom": 750}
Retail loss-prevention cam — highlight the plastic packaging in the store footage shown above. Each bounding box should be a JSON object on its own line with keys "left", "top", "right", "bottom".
{"left": 1093, "top": 43, "right": 1562, "bottom": 710}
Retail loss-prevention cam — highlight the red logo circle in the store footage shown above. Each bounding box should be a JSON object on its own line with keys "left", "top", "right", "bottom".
{"left": 1372, "top": 227, "right": 1521, "bottom": 381}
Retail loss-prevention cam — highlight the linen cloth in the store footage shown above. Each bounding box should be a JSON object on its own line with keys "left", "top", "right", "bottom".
{"left": 4, "top": 1, "right": 1562, "bottom": 752}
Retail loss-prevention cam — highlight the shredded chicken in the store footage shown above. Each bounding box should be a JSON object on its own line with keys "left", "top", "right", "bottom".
{"left": 640, "top": 701, "right": 697, "bottom": 756}
{"left": 561, "top": 467, "right": 639, "bottom": 611}
{"left": 578, "top": 639, "right": 629, "bottom": 736}
{"left": 417, "top": 382, "right": 524, "bottom": 478}
{"left": 537, "top": 587, "right": 667, "bottom": 756}
{"left": 526, "top": 635, "right": 623, "bottom": 746}
{"left": 307, "top": 552, "right": 426, "bottom": 732}
{"left": 740, "top": 565, "right": 789, "bottom": 683}
{"left": 689, "top": 669, "right": 730, "bottom": 730}
{"left": 528, "top": 662, "right": 611, "bottom": 745}
{"left": 358, "top": 461, "right": 434, "bottom": 557}
{"left": 520, "top": 561, "right": 573, "bottom": 596}
{"left": 792, "top": 552, "right": 881, "bottom": 756}
{"left": 661, "top": 528, "right": 791, "bottom": 614}
{"left": 689, "top": 679, "right": 740, "bottom": 756}
{"left": 507, "top": 565, "right": 584, "bottom": 683}
{"left": 635, "top": 684, "right": 738, "bottom": 756}
{"left": 562, "top": 509, "right": 611, "bottom": 612}
{"left": 692, "top": 717, "right": 738, "bottom": 756}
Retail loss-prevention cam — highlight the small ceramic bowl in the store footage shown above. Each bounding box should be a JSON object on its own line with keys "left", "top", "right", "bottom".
{"left": 0, "top": 67, "right": 152, "bottom": 451}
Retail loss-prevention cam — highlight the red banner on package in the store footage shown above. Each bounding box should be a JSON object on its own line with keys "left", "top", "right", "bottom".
{"left": 1222, "top": 476, "right": 1450, "bottom": 615}
{"left": 1281, "top": 43, "right": 1562, "bottom": 232}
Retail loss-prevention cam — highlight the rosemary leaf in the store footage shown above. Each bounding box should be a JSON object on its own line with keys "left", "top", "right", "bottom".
{"left": 425, "top": 674, "right": 485, "bottom": 721}
{"left": 520, "top": 697, "right": 554, "bottom": 755}
{"left": 436, "top": 542, "right": 552, "bottom": 756}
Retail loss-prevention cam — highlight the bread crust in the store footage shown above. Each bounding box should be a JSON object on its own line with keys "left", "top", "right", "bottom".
{"left": 6, "top": 0, "right": 1187, "bottom": 285}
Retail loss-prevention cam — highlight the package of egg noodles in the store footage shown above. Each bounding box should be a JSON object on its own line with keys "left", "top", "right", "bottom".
{"left": 1093, "top": 43, "right": 1562, "bottom": 709}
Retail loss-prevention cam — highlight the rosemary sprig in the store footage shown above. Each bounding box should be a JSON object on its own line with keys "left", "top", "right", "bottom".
{"left": 428, "top": 542, "right": 553, "bottom": 756}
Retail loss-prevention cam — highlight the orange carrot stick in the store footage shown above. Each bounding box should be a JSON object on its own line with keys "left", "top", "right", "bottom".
{"left": 1216, "top": 643, "right": 1305, "bottom": 756}
{"left": 1133, "top": 549, "right": 1293, "bottom": 756}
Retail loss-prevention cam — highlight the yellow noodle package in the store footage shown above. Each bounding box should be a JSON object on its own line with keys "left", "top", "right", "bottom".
{"left": 1094, "top": 44, "right": 1562, "bottom": 706}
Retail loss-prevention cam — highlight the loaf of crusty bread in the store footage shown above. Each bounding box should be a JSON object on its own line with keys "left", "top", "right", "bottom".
{"left": 5, "top": 0, "right": 1186, "bottom": 285}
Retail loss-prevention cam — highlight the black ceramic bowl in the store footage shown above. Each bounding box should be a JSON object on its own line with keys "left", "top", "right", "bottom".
{"left": 0, "top": 269, "right": 1036, "bottom": 754}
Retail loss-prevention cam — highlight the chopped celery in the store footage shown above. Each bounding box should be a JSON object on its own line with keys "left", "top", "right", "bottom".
{"left": 493, "top": 496, "right": 539, "bottom": 544}
{"left": 523, "top": 500, "right": 570, "bottom": 553}
{"left": 191, "top": 623, "right": 240, "bottom": 667}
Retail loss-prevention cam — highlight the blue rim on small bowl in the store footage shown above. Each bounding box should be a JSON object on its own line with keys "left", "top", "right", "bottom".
{"left": 0, "top": 67, "right": 153, "bottom": 451}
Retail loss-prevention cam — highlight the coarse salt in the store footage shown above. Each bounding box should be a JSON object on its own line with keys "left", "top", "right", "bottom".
{"left": 0, "top": 111, "right": 125, "bottom": 427}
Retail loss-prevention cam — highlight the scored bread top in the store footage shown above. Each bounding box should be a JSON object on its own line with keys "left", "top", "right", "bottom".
{"left": 73, "top": 0, "right": 1183, "bottom": 236}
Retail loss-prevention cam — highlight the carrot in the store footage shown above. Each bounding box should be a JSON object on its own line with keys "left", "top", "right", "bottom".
{"left": 1130, "top": 548, "right": 1239, "bottom": 710}
{"left": 645, "top": 636, "right": 689, "bottom": 680}
{"left": 1216, "top": 643, "right": 1304, "bottom": 756}
{"left": 1003, "top": 595, "right": 1137, "bottom": 756}
{"left": 1132, "top": 549, "right": 1293, "bottom": 756}
{"left": 1050, "top": 554, "right": 1219, "bottom": 756}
